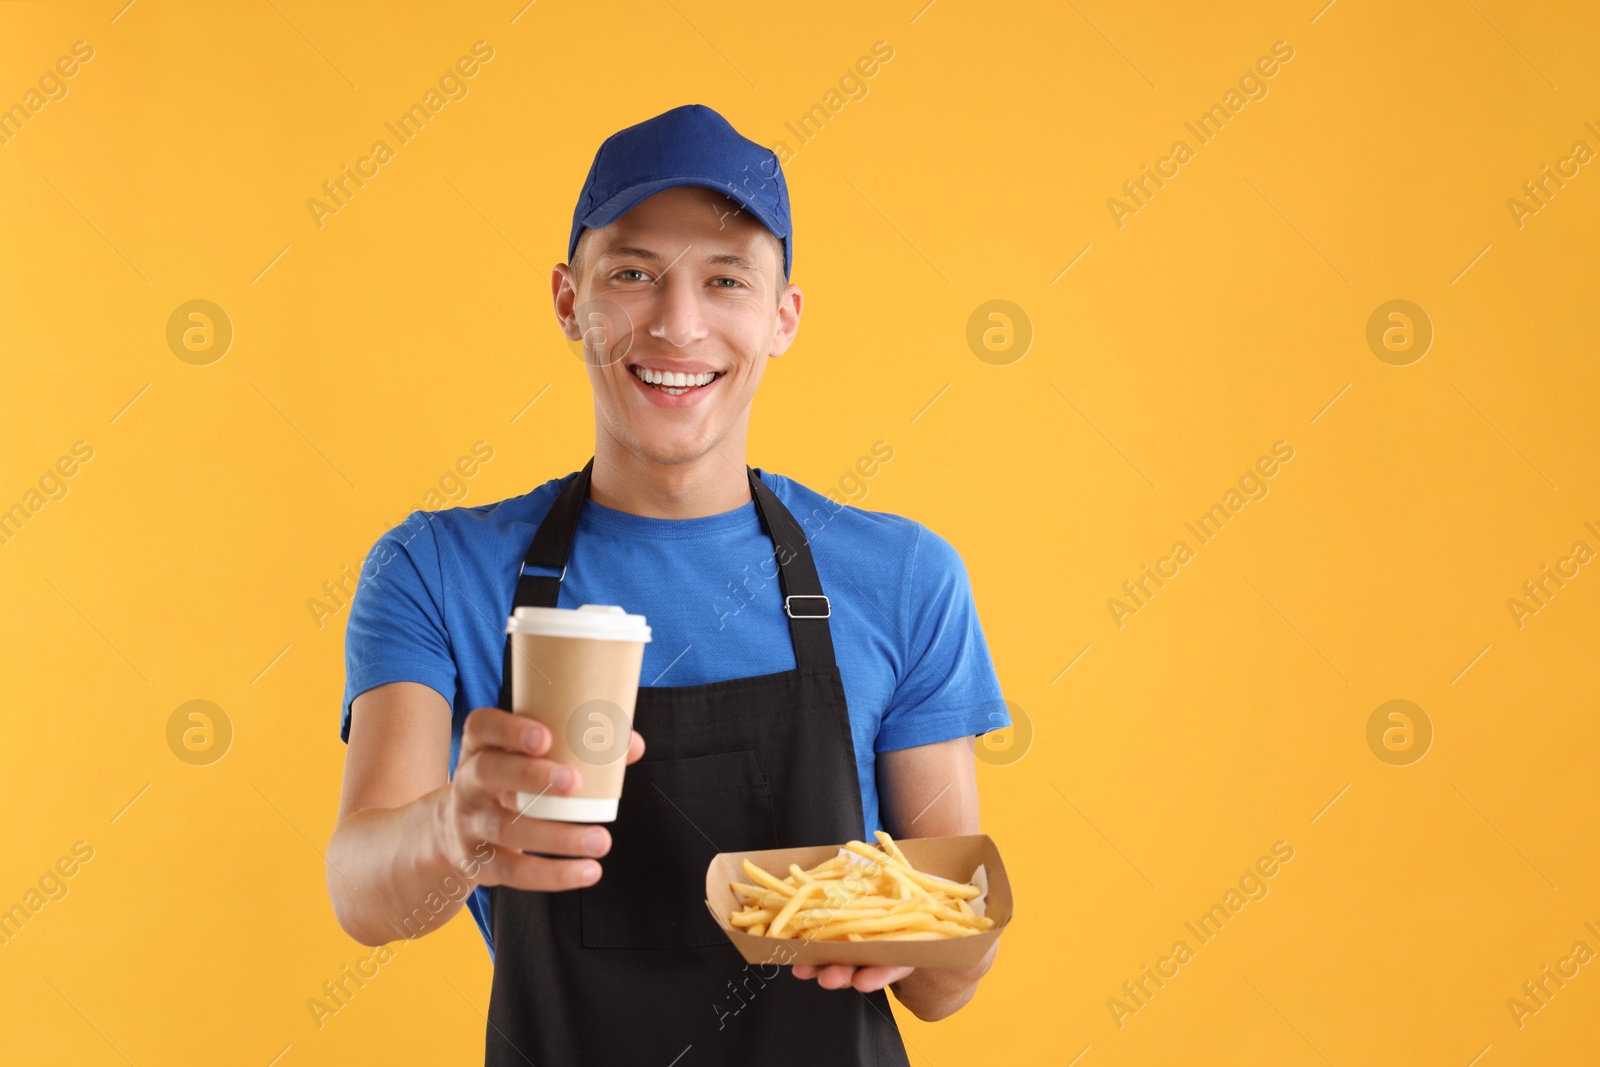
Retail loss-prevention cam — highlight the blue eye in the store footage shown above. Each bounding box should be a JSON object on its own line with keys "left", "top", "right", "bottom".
{"left": 712, "top": 277, "right": 745, "bottom": 288}
{"left": 616, "top": 269, "right": 648, "bottom": 282}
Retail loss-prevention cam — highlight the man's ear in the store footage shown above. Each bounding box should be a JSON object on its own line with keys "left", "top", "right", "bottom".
{"left": 769, "top": 283, "right": 803, "bottom": 358}
{"left": 552, "top": 264, "right": 581, "bottom": 340}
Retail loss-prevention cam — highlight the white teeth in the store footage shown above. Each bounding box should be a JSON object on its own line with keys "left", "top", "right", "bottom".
{"left": 631, "top": 366, "right": 716, "bottom": 388}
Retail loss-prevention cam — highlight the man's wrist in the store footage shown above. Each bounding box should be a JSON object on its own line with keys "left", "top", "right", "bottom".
{"left": 888, "top": 940, "right": 998, "bottom": 1021}
{"left": 889, "top": 965, "right": 976, "bottom": 1021}
{"left": 427, "top": 784, "right": 474, "bottom": 884}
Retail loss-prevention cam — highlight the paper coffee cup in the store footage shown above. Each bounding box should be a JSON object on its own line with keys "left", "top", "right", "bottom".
{"left": 504, "top": 604, "right": 650, "bottom": 823}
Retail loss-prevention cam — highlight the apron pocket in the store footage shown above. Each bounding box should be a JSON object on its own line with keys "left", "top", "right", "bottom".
{"left": 580, "top": 748, "right": 776, "bottom": 949}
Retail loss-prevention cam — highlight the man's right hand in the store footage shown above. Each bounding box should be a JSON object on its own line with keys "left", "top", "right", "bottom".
{"left": 438, "top": 705, "right": 646, "bottom": 892}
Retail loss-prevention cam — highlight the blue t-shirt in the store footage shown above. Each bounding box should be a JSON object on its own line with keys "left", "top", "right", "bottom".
{"left": 340, "top": 468, "right": 1010, "bottom": 955}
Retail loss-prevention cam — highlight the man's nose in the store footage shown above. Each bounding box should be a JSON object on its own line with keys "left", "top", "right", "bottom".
{"left": 645, "top": 270, "right": 708, "bottom": 348}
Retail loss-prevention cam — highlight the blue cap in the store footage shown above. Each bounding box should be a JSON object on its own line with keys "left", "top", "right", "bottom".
{"left": 568, "top": 104, "right": 792, "bottom": 280}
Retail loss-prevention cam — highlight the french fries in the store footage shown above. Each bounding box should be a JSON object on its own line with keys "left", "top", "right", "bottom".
{"left": 730, "top": 831, "right": 993, "bottom": 941}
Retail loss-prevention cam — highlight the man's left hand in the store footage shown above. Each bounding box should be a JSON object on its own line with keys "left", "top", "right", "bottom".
{"left": 791, "top": 963, "right": 913, "bottom": 993}
{"left": 792, "top": 938, "right": 998, "bottom": 1021}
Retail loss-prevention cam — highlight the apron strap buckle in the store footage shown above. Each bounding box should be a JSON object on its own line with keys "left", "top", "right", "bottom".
{"left": 783, "top": 594, "right": 831, "bottom": 619}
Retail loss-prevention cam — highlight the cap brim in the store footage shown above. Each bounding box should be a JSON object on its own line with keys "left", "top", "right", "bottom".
{"left": 575, "top": 177, "right": 789, "bottom": 275}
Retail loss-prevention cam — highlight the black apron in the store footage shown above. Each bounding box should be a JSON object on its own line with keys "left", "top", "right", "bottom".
{"left": 484, "top": 458, "right": 911, "bottom": 1067}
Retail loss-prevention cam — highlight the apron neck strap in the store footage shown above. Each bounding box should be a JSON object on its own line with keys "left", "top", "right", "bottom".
{"left": 745, "top": 462, "right": 838, "bottom": 671}
{"left": 510, "top": 457, "right": 838, "bottom": 672}
{"left": 510, "top": 457, "right": 594, "bottom": 610}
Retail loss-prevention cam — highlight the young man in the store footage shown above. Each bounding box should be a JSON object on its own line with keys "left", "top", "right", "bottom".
{"left": 327, "top": 104, "right": 1010, "bottom": 1065}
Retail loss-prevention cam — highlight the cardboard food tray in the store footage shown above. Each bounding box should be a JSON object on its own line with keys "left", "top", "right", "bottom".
{"left": 703, "top": 833, "right": 1013, "bottom": 967}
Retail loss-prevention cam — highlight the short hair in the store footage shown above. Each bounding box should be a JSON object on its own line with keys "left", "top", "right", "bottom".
{"left": 570, "top": 227, "right": 786, "bottom": 306}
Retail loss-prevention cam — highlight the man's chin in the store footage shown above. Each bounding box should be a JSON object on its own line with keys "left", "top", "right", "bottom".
{"left": 628, "top": 433, "right": 721, "bottom": 469}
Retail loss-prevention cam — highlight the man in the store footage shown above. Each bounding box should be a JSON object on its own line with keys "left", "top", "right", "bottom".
{"left": 327, "top": 103, "right": 1010, "bottom": 1065}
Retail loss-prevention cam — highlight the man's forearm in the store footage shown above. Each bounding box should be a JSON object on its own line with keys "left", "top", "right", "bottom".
{"left": 889, "top": 941, "right": 999, "bottom": 1022}
{"left": 325, "top": 785, "right": 480, "bottom": 946}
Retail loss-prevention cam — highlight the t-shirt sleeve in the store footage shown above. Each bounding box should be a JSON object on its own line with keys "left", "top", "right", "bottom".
{"left": 340, "top": 512, "right": 458, "bottom": 742}
{"left": 873, "top": 524, "right": 1011, "bottom": 753}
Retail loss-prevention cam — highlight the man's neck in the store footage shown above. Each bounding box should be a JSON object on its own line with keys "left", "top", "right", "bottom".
{"left": 587, "top": 440, "right": 753, "bottom": 519}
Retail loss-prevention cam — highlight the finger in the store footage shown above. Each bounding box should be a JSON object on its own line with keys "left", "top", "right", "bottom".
{"left": 851, "top": 966, "right": 914, "bottom": 993}
{"left": 623, "top": 729, "right": 646, "bottom": 766}
{"left": 791, "top": 964, "right": 818, "bottom": 980}
{"left": 480, "top": 849, "right": 604, "bottom": 893}
{"left": 470, "top": 749, "right": 582, "bottom": 799}
{"left": 815, "top": 964, "right": 857, "bottom": 990}
{"left": 463, "top": 706, "right": 550, "bottom": 757}
{"left": 466, "top": 802, "right": 615, "bottom": 859}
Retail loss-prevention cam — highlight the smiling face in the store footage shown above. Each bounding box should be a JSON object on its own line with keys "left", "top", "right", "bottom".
{"left": 553, "top": 185, "right": 801, "bottom": 471}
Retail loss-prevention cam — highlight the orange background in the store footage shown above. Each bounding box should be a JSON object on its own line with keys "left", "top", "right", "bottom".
{"left": 1, "top": 1, "right": 1597, "bottom": 1064}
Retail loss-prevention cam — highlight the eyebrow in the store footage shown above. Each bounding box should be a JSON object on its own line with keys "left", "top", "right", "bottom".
{"left": 595, "top": 245, "right": 766, "bottom": 276}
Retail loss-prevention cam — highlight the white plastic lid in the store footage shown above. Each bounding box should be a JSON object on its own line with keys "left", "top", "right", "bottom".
{"left": 505, "top": 604, "right": 651, "bottom": 642}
